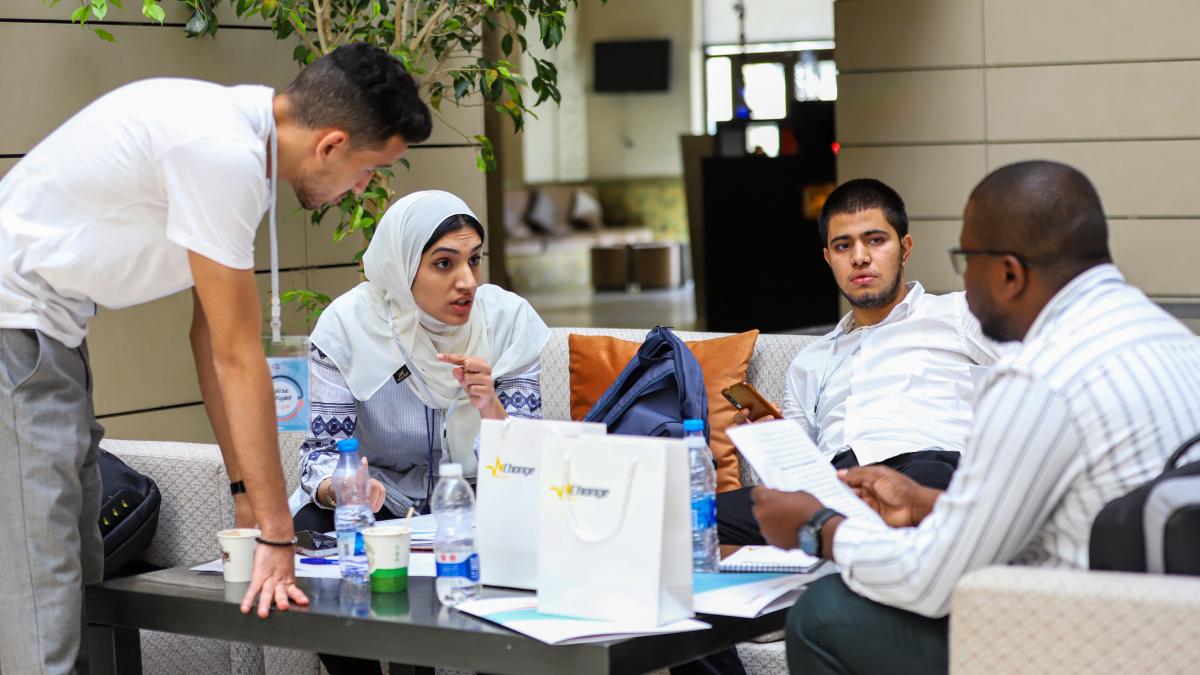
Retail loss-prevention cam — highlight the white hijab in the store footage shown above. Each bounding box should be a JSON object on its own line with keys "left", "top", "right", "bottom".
{"left": 309, "top": 190, "right": 549, "bottom": 477}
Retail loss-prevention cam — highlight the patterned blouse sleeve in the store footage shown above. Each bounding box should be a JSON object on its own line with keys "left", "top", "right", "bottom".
{"left": 299, "top": 343, "right": 359, "bottom": 508}
{"left": 472, "top": 358, "right": 544, "bottom": 459}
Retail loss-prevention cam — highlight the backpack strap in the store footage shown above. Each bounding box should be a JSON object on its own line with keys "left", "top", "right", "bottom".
{"left": 1165, "top": 431, "right": 1200, "bottom": 472}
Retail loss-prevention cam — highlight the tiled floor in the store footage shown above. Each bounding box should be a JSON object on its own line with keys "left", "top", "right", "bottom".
{"left": 524, "top": 286, "right": 698, "bottom": 331}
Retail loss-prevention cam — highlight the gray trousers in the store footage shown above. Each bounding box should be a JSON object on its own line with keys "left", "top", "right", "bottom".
{"left": 0, "top": 329, "right": 105, "bottom": 675}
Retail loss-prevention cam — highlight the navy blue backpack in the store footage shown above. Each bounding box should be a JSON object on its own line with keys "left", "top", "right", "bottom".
{"left": 583, "top": 326, "right": 709, "bottom": 441}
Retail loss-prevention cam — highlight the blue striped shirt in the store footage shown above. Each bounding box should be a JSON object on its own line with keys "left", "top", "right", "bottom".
{"left": 833, "top": 264, "right": 1200, "bottom": 618}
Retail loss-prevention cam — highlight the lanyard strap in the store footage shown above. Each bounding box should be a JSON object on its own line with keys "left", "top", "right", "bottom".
{"left": 387, "top": 304, "right": 454, "bottom": 462}
{"left": 268, "top": 121, "right": 282, "bottom": 344}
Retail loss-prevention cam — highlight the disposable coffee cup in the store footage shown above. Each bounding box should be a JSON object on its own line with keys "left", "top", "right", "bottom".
{"left": 363, "top": 526, "right": 410, "bottom": 593}
{"left": 216, "top": 528, "right": 260, "bottom": 583}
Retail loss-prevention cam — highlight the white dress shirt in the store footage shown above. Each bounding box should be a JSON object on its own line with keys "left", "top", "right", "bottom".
{"left": 781, "top": 282, "right": 999, "bottom": 464}
{"left": 832, "top": 264, "right": 1200, "bottom": 618}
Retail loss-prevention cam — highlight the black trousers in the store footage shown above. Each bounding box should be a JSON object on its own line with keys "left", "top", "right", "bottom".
{"left": 717, "top": 448, "right": 960, "bottom": 546}
{"left": 787, "top": 574, "right": 948, "bottom": 674}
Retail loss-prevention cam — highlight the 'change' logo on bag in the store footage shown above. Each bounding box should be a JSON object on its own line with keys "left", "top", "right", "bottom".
{"left": 485, "top": 456, "right": 535, "bottom": 478}
{"left": 548, "top": 483, "right": 610, "bottom": 500}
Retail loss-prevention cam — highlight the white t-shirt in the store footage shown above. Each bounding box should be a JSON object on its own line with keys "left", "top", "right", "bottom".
{"left": 0, "top": 78, "right": 274, "bottom": 348}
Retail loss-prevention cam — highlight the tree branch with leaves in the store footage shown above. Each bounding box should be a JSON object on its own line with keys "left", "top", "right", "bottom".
{"left": 52, "top": 0, "right": 598, "bottom": 317}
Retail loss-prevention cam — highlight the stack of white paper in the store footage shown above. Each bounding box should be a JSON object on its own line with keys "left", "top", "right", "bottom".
{"left": 455, "top": 596, "right": 710, "bottom": 645}
{"left": 376, "top": 512, "right": 439, "bottom": 549}
{"left": 693, "top": 569, "right": 834, "bottom": 618}
{"left": 189, "top": 552, "right": 436, "bottom": 579}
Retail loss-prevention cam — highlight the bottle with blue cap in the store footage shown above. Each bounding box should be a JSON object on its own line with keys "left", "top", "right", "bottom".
{"left": 332, "top": 437, "right": 374, "bottom": 581}
{"left": 684, "top": 418, "right": 719, "bottom": 573}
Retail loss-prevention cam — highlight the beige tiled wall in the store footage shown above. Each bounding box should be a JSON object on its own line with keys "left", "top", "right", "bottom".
{"left": 835, "top": 0, "right": 1200, "bottom": 314}
{"left": 835, "top": 0, "right": 983, "bottom": 71}
{"left": 1, "top": 2, "right": 485, "bottom": 441}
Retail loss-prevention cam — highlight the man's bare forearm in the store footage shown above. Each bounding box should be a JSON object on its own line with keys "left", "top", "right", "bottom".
{"left": 209, "top": 344, "right": 293, "bottom": 539}
{"left": 190, "top": 294, "right": 241, "bottom": 479}
{"left": 187, "top": 253, "right": 292, "bottom": 540}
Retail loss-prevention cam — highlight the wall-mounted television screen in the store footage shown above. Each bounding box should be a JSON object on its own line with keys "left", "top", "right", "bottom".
{"left": 593, "top": 39, "right": 671, "bottom": 93}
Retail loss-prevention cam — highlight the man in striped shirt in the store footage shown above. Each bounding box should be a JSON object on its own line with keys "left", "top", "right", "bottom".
{"left": 750, "top": 160, "right": 1200, "bottom": 674}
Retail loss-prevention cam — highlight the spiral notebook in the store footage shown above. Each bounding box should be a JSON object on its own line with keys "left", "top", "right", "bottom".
{"left": 719, "top": 546, "right": 825, "bottom": 574}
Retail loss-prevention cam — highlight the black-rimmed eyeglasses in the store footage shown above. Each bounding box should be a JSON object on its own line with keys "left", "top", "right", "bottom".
{"left": 948, "top": 248, "right": 1031, "bottom": 276}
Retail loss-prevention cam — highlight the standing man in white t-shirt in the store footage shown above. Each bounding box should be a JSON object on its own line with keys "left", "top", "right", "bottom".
{"left": 0, "top": 43, "right": 431, "bottom": 674}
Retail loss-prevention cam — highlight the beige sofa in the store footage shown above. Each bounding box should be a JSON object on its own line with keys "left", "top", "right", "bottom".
{"left": 101, "top": 327, "right": 1200, "bottom": 674}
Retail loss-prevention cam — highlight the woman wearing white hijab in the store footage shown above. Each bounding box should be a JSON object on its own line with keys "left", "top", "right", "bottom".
{"left": 288, "top": 190, "right": 549, "bottom": 537}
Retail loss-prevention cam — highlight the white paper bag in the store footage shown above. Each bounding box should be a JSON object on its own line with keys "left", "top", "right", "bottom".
{"left": 477, "top": 418, "right": 606, "bottom": 589}
{"left": 537, "top": 435, "right": 693, "bottom": 627}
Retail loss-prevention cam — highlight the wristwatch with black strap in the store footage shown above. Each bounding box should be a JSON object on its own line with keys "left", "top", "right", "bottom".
{"left": 798, "top": 507, "right": 844, "bottom": 558}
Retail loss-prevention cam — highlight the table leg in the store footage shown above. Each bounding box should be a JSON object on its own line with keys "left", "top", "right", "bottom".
{"left": 86, "top": 624, "right": 142, "bottom": 675}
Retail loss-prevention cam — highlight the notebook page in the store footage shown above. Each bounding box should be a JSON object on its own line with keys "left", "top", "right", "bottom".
{"left": 719, "top": 545, "right": 822, "bottom": 572}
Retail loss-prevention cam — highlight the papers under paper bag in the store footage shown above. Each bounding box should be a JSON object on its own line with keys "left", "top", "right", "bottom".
{"left": 537, "top": 435, "right": 693, "bottom": 627}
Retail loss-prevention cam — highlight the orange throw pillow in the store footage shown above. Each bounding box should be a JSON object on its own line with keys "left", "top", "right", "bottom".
{"left": 568, "top": 330, "right": 760, "bottom": 493}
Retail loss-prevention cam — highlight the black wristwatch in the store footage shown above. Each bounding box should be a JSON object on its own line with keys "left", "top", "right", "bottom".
{"left": 798, "top": 507, "right": 843, "bottom": 558}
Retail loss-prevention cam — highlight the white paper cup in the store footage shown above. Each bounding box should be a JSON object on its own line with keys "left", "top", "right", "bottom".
{"left": 363, "top": 526, "right": 411, "bottom": 593}
{"left": 216, "top": 528, "right": 260, "bottom": 583}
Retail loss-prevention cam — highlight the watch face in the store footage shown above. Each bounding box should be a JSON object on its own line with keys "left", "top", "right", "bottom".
{"left": 799, "top": 525, "right": 819, "bottom": 556}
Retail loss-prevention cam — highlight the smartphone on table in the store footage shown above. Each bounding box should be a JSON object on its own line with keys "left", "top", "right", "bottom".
{"left": 721, "top": 381, "right": 783, "bottom": 421}
{"left": 296, "top": 530, "right": 338, "bottom": 557}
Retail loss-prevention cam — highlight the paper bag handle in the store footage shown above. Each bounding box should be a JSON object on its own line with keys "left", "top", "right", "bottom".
{"left": 499, "top": 417, "right": 590, "bottom": 440}
{"left": 559, "top": 454, "right": 639, "bottom": 544}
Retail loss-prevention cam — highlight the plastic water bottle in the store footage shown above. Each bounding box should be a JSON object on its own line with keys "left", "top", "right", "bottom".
{"left": 684, "top": 419, "right": 719, "bottom": 574}
{"left": 332, "top": 438, "right": 374, "bottom": 581}
{"left": 432, "top": 462, "right": 481, "bottom": 605}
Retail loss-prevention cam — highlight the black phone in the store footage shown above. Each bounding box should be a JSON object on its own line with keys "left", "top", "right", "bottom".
{"left": 296, "top": 530, "right": 338, "bottom": 557}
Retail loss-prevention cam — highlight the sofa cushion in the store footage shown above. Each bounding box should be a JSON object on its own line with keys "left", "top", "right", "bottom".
{"left": 566, "top": 330, "right": 759, "bottom": 492}
{"left": 571, "top": 187, "right": 604, "bottom": 231}
{"left": 525, "top": 190, "right": 558, "bottom": 234}
{"left": 503, "top": 188, "right": 533, "bottom": 238}
{"left": 539, "top": 329, "right": 817, "bottom": 423}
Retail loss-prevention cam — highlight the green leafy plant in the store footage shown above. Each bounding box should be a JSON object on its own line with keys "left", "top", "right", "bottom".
{"left": 53, "top": 0, "right": 597, "bottom": 316}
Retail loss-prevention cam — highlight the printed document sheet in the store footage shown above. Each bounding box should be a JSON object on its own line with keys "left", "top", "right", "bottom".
{"left": 692, "top": 569, "right": 833, "bottom": 618}
{"left": 376, "top": 513, "right": 439, "bottom": 549}
{"left": 190, "top": 552, "right": 436, "bottom": 578}
{"left": 455, "top": 596, "right": 710, "bottom": 644}
{"left": 727, "top": 419, "right": 884, "bottom": 526}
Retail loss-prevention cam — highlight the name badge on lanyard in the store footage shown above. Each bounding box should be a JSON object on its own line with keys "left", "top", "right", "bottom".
{"left": 264, "top": 336, "right": 310, "bottom": 433}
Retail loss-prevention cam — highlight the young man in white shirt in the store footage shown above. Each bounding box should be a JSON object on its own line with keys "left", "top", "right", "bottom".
{"left": 0, "top": 44, "right": 431, "bottom": 674}
{"left": 752, "top": 161, "right": 1200, "bottom": 674}
{"left": 718, "top": 178, "right": 998, "bottom": 545}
